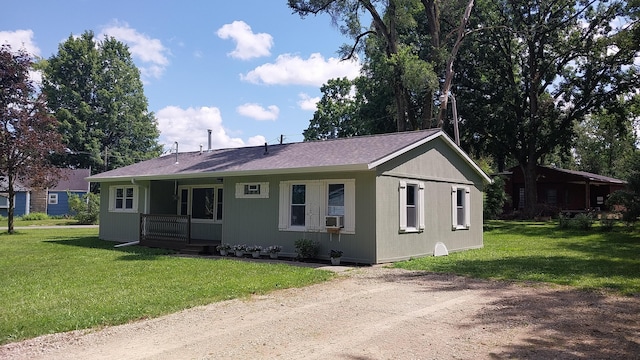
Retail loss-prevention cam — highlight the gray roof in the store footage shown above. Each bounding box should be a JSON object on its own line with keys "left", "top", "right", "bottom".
{"left": 88, "top": 129, "right": 490, "bottom": 183}
{"left": 1, "top": 169, "right": 91, "bottom": 192}
{"left": 51, "top": 169, "right": 91, "bottom": 191}
{"left": 0, "top": 177, "right": 29, "bottom": 192}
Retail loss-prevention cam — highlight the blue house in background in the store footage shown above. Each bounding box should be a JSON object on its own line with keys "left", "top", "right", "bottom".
{"left": 45, "top": 169, "right": 91, "bottom": 216}
{"left": 0, "top": 169, "right": 91, "bottom": 218}
{"left": 0, "top": 178, "right": 30, "bottom": 217}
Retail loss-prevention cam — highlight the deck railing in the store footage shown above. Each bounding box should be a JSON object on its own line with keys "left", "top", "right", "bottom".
{"left": 140, "top": 214, "right": 191, "bottom": 245}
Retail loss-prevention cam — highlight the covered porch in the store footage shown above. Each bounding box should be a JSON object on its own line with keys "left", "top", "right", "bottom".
{"left": 140, "top": 213, "right": 220, "bottom": 254}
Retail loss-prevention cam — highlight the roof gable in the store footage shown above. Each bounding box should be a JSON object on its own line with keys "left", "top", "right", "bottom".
{"left": 88, "top": 130, "right": 491, "bottom": 183}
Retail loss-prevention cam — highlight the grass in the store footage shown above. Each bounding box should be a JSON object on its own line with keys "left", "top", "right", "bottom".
{"left": 1, "top": 217, "right": 83, "bottom": 227}
{"left": 395, "top": 220, "right": 640, "bottom": 296}
{"left": 0, "top": 228, "right": 333, "bottom": 345}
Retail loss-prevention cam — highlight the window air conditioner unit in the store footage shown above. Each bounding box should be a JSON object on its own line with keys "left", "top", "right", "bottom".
{"left": 325, "top": 215, "right": 343, "bottom": 229}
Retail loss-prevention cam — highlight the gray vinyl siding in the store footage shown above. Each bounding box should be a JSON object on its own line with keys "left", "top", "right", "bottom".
{"left": 374, "top": 137, "right": 485, "bottom": 263}
{"left": 222, "top": 172, "right": 377, "bottom": 264}
{"left": 97, "top": 181, "right": 146, "bottom": 242}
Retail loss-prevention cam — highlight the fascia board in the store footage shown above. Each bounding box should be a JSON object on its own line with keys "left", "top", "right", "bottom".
{"left": 87, "top": 164, "right": 371, "bottom": 183}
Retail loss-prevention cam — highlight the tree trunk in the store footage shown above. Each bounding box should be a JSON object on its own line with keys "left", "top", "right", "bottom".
{"left": 522, "top": 157, "right": 538, "bottom": 218}
{"left": 436, "top": 0, "right": 474, "bottom": 128}
{"left": 394, "top": 79, "right": 407, "bottom": 132}
{"left": 7, "top": 174, "right": 15, "bottom": 234}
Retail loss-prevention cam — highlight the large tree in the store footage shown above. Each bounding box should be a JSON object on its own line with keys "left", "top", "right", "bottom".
{"left": 573, "top": 97, "right": 639, "bottom": 179}
{"left": 0, "top": 45, "right": 65, "bottom": 233}
{"left": 290, "top": 0, "right": 473, "bottom": 132}
{"left": 42, "top": 31, "right": 162, "bottom": 173}
{"left": 455, "top": 0, "right": 640, "bottom": 216}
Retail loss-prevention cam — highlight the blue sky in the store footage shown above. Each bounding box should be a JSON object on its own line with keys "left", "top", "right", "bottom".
{"left": 2, "top": 1, "right": 362, "bottom": 152}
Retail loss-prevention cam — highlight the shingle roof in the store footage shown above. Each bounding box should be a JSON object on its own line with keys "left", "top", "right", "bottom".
{"left": 539, "top": 166, "right": 626, "bottom": 184}
{"left": 0, "top": 177, "right": 29, "bottom": 192}
{"left": 88, "top": 129, "right": 490, "bottom": 183}
{"left": 52, "top": 169, "right": 91, "bottom": 191}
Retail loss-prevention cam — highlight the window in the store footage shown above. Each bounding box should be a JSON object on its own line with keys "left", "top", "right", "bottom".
{"left": 279, "top": 180, "right": 355, "bottom": 233}
{"left": 547, "top": 189, "right": 557, "bottom": 205}
{"left": 327, "top": 183, "right": 345, "bottom": 220}
{"left": 452, "top": 185, "right": 471, "bottom": 230}
{"left": 178, "top": 185, "right": 223, "bottom": 222}
{"left": 109, "top": 186, "right": 138, "bottom": 212}
{"left": 290, "top": 184, "right": 306, "bottom": 227}
{"left": 518, "top": 187, "right": 525, "bottom": 209}
{"left": 399, "top": 181, "right": 425, "bottom": 232}
{"left": 235, "top": 182, "right": 269, "bottom": 198}
{"left": 48, "top": 193, "right": 58, "bottom": 205}
{"left": 0, "top": 194, "right": 9, "bottom": 209}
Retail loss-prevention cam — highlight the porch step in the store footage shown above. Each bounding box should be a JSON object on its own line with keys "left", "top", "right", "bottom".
{"left": 180, "top": 244, "right": 212, "bottom": 255}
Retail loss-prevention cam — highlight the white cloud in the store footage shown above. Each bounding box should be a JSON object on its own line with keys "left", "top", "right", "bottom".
{"left": 236, "top": 103, "right": 279, "bottom": 121}
{"left": 0, "top": 30, "right": 43, "bottom": 85}
{"left": 100, "top": 22, "right": 170, "bottom": 80}
{"left": 156, "top": 106, "right": 264, "bottom": 151}
{"left": 217, "top": 21, "right": 273, "bottom": 60}
{"left": 0, "top": 29, "right": 40, "bottom": 57}
{"left": 241, "top": 53, "right": 361, "bottom": 86}
{"left": 297, "top": 93, "right": 320, "bottom": 111}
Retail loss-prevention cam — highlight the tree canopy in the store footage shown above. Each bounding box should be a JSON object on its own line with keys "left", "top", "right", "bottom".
{"left": 455, "top": 0, "right": 640, "bottom": 215}
{"left": 0, "top": 44, "right": 65, "bottom": 233}
{"left": 289, "top": 0, "right": 474, "bottom": 131}
{"left": 42, "top": 31, "right": 162, "bottom": 173}
{"left": 293, "top": 0, "right": 640, "bottom": 218}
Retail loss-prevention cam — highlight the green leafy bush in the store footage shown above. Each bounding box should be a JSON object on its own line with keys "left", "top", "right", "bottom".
{"left": 558, "top": 213, "right": 570, "bottom": 229}
{"left": 68, "top": 192, "right": 100, "bottom": 224}
{"left": 484, "top": 176, "right": 509, "bottom": 220}
{"left": 20, "top": 212, "right": 49, "bottom": 221}
{"left": 558, "top": 212, "right": 594, "bottom": 230}
{"left": 572, "top": 213, "right": 594, "bottom": 230}
{"left": 294, "top": 238, "right": 319, "bottom": 260}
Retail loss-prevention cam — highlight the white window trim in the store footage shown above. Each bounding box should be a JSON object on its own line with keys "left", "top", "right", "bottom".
{"left": 399, "top": 180, "right": 425, "bottom": 233}
{"left": 278, "top": 179, "right": 355, "bottom": 234}
{"left": 108, "top": 186, "right": 139, "bottom": 213}
{"left": 235, "top": 182, "right": 269, "bottom": 198}
{"left": 0, "top": 193, "right": 12, "bottom": 209}
{"left": 178, "top": 184, "right": 223, "bottom": 223}
{"left": 452, "top": 185, "right": 471, "bottom": 230}
{"left": 48, "top": 193, "right": 59, "bottom": 205}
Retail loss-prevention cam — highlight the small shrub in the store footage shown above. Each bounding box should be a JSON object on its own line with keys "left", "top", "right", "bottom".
{"left": 68, "top": 192, "right": 100, "bottom": 224}
{"left": 558, "top": 213, "right": 570, "bottom": 229}
{"left": 294, "top": 238, "right": 319, "bottom": 260}
{"left": 20, "top": 212, "right": 49, "bottom": 221}
{"left": 572, "top": 213, "right": 594, "bottom": 230}
{"left": 558, "top": 212, "right": 594, "bottom": 230}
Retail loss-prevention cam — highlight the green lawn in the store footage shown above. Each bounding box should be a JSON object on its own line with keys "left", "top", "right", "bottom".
{"left": 396, "top": 221, "right": 640, "bottom": 296}
{"left": 2, "top": 217, "right": 83, "bottom": 228}
{"left": 0, "top": 228, "right": 333, "bottom": 345}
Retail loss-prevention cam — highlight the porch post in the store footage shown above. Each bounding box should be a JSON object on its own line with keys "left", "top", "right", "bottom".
{"left": 585, "top": 180, "right": 591, "bottom": 210}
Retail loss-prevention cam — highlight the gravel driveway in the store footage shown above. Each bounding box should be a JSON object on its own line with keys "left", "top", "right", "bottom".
{"left": 2, "top": 265, "right": 639, "bottom": 359}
